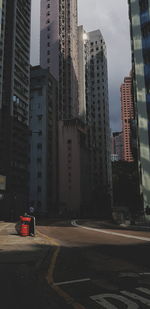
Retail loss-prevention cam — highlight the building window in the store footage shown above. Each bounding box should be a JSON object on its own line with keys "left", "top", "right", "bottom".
{"left": 37, "top": 186, "right": 41, "bottom": 193}
{"left": 38, "top": 89, "right": 42, "bottom": 96}
{"left": 37, "top": 143, "right": 42, "bottom": 149}
{"left": 38, "top": 115, "right": 42, "bottom": 120}
{"left": 37, "top": 172, "right": 42, "bottom": 178}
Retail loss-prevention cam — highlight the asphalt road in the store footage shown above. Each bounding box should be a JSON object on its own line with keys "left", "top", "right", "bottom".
{"left": 37, "top": 220, "right": 150, "bottom": 309}
{"left": 1, "top": 220, "right": 150, "bottom": 309}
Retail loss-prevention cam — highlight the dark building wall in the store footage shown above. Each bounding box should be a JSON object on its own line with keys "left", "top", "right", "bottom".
{"left": 0, "top": 0, "right": 31, "bottom": 220}
{"left": 128, "top": 0, "right": 150, "bottom": 215}
{"left": 40, "top": 0, "right": 79, "bottom": 120}
{"left": 29, "top": 66, "right": 58, "bottom": 216}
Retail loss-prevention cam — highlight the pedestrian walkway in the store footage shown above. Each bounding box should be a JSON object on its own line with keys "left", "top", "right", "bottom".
{"left": 0, "top": 221, "right": 51, "bottom": 267}
{"left": 0, "top": 221, "right": 72, "bottom": 309}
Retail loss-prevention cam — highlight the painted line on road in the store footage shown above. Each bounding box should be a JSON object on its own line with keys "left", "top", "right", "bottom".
{"left": 47, "top": 246, "right": 60, "bottom": 285}
{"left": 37, "top": 229, "right": 59, "bottom": 246}
{"left": 53, "top": 278, "right": 91, "bottom": 286}
{"left": 136, "top": 287, "right": 150, "bottom": 296}
{"left": 71, "top": 220, "right": 150, "bottom": 242}
{"left": 91, "top": 287, "right": 150, "bottom": 308}
{"left": 121, "top": 289, "right": 150, "bottom": 306}
{"left": 37, "top": 228, "right": 86, "bottom": 309}
{"left": 139, "top": 272, "right": 150, "bottom": 276}
{"left": 91, "top": 293, "right": 139, "bottom": 309}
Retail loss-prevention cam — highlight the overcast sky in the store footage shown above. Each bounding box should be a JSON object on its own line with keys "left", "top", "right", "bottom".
{"left": 31, "top": 0, "right": 131, "bottom": 132}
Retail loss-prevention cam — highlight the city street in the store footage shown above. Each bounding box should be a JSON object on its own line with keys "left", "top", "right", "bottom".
{"left": 37, "top": 220, "right": 150, "bottom": 308}
{"left": 0, "top": 220, "right": 150, "bottom": 308}
{"left": 1, "top": 1, "right": 150, "bottom": 309}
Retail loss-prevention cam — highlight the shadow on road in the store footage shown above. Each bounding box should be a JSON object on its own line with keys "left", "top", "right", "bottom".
{"left": 1, "top": 220, "right": 150, "bottom": 308}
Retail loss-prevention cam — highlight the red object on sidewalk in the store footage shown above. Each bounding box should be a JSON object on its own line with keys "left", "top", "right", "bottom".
{"left": 19, "top": 216, "right": 31, "bottom": 237}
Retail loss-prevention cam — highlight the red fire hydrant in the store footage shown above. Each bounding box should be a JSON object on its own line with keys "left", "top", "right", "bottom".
{"left": 19, "top": 216, "right": 31, "bottom": 236}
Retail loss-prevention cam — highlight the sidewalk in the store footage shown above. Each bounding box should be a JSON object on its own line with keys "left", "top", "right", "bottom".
{"left": 120, "top": 222, "right": 150, "bottom": 231}
{"left": 0, "top": 222, "right": 69, "bottom": 309}
{"left": 0, "top": 222, "right": 56, "bottom": 309}
{"left": 0, "top": 221, "right": 51, "bottom": 266}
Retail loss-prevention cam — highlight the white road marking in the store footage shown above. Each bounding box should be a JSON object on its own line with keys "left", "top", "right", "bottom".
{"left": 139, "top": 273, "right": 150, "bottom": 276}
{"left": 121, "top": 290, "right": 150, "bottom": 306}
{"left": 53, "top": 278, "right": 90, "bottom": 286}
{"left": 71, "top": 220, "right": 150, "bottom": 242}
{"left": 136, "top": 287, "right": 150, "bottom": 296}
{"left": 90, "top": 293, "right": 139, "bottom": 309}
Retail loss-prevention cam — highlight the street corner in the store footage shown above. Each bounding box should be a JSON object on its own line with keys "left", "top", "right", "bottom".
{"left": 0, "top": 222, "right": 52, "bottom": 268}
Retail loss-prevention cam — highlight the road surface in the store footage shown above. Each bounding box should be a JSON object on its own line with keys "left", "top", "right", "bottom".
{"left": 37, "top": 219, "right": 150, "bottom": 309}
{"left": 1, "top": 220, "right": 150, "bottom": 308}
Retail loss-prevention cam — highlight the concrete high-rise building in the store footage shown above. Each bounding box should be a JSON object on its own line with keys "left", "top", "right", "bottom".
{"left": 120, "top": 75, "right": 134, "bottom": 162}
{"left": 128, "top": 0, "right": 150, "bottom": 215}
{"left": 40, "top": 0, "right": 79, "bottom": 119}
{"left": 111, "top": 132, "right": 123, "bottom": 162}
{"left": 29, "top": 66, "right": 58, "bottom": 216}
{"left": 58, "top": 118, "right": 90, "bottom": 217}
{"left": 0, "top": 0, "right": 6, "bottom": 107}
{"left": 77, "top": 25, "right": 86, "bottom": 121}
{"left": 40, "top": 2, "right": 112, "bottom": 216}
{"left": 83, "top": 29, "right": 112, "bottom": 215}
{"left": 0, "top": 0, "right": 31, "bottom": 219}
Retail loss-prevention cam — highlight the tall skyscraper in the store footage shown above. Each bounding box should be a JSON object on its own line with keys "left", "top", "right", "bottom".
{"left": 120, "top": 75, "right": 134, "bottom": 162}
{"left": 77, "top": 25, "right": 86, "bottom": 121}
{"left": 83, "top": 29, "right": 112, "bottom": 215}
{"left": 0, "top": 0, "right": 31, "bottom": 218}
{"left": 29, "top": 66, "right": 58, "bottom": 216}
{"left": 0, "top": 0, "right": 6, "bottom": 107}
{"left": 58, "top": 118, "right": 90, "bottom": 217}
{"left": 40, "top": 2, "right": 112, "bottom": 216}
{"left": 128, "top": 0, "right": 150, "bottom": 215}
{"left": 111, "top": 132, "right": 123, "bottom": 162}
{"left": 40, "top": 0, "right": 79, "bottom": 119}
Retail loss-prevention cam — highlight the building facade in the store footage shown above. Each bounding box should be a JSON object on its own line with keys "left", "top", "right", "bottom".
{"left": 0, "top": 0, "right": 31, "bottom": 219}
{"left": 83, "top": 29, "right": 112, "bottom": 216}
{"left": 58, "top": 119, "right": 90, "bottom": 217}
{"left": 40, "top": 0, "right": 79, "bottom": 120}
{"left": 40, "top": 2, "right": 112, "bottom": 217}
{"left": 0, "top": 0, "right": 6, "bottom": 108}
{"left": 120, "top": 75, "right": 134, "bottom": 162}
{"left": 111, "top": 132, "right": 123, "bottom": 162}
{"left": 29, "top": 66, "right": 58, "bottom": 216}
{"left": 77, "top": 25, "right": 86, "bottom": 121}
{"left": 128, "top": 0, "right": 150, "bottom": 215}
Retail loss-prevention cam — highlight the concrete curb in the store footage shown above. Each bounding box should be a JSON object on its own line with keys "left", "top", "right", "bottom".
{"left": 77, "top": 219, "right": 150, "bottom": 232}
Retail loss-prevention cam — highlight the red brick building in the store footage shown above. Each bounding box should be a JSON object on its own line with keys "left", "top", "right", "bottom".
{"left": 120, "top": 75, "right": 134, "bottom": 162}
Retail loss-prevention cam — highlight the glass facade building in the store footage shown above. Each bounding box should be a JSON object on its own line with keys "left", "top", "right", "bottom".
{"left": 139, "top": 0, "right": 150, "bottom": 141}
{"left": 0, "top": 0, "right": 31, "bottom": 219}
{"left": 128, "top": 0, "right": 150, "bottom": 216}
{"left": 0, "top": 0, "right": 5, "bottom": 108}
